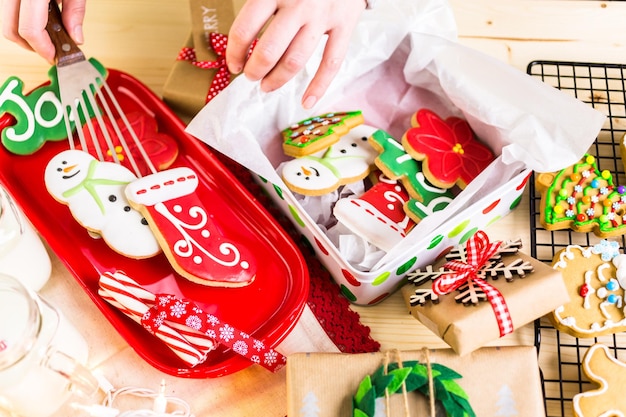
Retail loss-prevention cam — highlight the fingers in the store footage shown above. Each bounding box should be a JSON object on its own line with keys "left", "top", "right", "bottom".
{"left": 226, "top": 0, "right": 276, "bottom": 75}
{"left": 1, "top": 0, "right": 85, "bottom": 63}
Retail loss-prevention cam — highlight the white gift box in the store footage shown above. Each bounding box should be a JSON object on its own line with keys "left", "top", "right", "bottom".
{"left": 186, "top": 0, "right": 604, "bottom": 305}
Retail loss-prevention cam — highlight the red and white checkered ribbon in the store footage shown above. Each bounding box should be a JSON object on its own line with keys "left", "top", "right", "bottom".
{"left": 432, "top": 231, "right": 514, "bottom": 337}
{"left": 177, "top": 32, "right": 257, "bottom": 102}
{"left": 141, "top": 294, "right": 286, "bottom": 372}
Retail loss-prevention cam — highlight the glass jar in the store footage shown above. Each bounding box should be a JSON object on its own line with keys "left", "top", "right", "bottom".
{"left": 0, "top": 274, "right": 97, "bottom": 417}
{"left": 0, "top": 187, "right": 51, "bottom": 291}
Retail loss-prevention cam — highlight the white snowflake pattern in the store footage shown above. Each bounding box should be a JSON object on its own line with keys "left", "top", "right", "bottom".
{"left": 219, "top": 324, "right": 235, "bottom": 342}
{"left": 614, "top": 202, "right": 622, "bottom": 210}
{"left": 157, "top": 295, "right": 170, "bottom": 307}
{"left": 239, "top": 331, "right": 250, "bottom": 339}
{"left": 186, "top": 315, "right": 202, "bottom": 330}
{"left": 253, "top": 339, "right": 265, "bottom": 351}
{"left": 591, "top": 195, "right": 599, "bottom": 203}
{"left": 250, "top": 355, "right": 260, "bottom": 364}
{"left": 233, "top": 340, "right": 249, "bottom": 355}
{"left": 205, "top": 329, "right": 217, "bottom": 339}
{"left": 264, "top": 351, "right": 278, "bottom": 366}
{"left": 608, "top": 212, "right": 616, "bottom": 221}
{"left": 574, "top": 185, "right": 583, "bottom": 193}
{"left": 582, "top": 170, "right": 591, "bottom": 178}
{"left": 567, "top": 196, "right": 576, "bottom": 205}
{"left": 600, "top": 187, "right": 609, "bottom": 195}
{"left": 621, "top": 196, "right": 626, "bottom": 204}
{"left": 592, "top": 240, "right": 621, "bottom": 261}
{"left": 586, "top": 208, "right": 595, "bottom": 217}
{"left": 206, "top": 314, "right": 220, "bottom": 326}
{"left": 169, "top": 301, "right": 187, "bottom": 318}
{"left": 566, "top": 209, "right": 575, "bottom": 217}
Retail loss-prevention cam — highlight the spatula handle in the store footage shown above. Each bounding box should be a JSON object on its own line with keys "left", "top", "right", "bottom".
{"left": 45, "top": 0, "right": 85, "bottom": 67}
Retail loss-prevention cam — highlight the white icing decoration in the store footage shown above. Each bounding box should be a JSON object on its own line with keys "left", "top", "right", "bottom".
{"left": 153, "top": 202, "right": 245, "bottom": 269}
{"left": 597, "top": 263, "right": 610, "bottom": 282}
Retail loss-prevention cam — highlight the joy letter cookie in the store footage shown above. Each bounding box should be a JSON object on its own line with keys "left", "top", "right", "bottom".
{"left": 573, "top": 343, "right": 626, "bottom": 417}
{"left": 550, "top": 240, "right": 626, "bottom": 338}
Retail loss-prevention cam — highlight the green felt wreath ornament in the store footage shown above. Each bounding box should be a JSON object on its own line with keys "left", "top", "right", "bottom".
{"left": 352, "top": 360, "right": 475, "bottom": 417}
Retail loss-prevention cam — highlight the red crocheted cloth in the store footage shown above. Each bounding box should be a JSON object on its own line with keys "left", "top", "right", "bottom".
{"left": 216, "top": 153, "right": 380, "bottom": 354}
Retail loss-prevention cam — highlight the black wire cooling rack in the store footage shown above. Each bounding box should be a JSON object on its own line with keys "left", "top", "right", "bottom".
{"left": 527, "top": 61, "right": 626, "bottom": 417}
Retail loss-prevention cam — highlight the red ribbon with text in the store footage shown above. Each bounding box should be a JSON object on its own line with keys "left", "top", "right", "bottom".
{"left": 432, "top": 231, "right": 514, "bottom": 337}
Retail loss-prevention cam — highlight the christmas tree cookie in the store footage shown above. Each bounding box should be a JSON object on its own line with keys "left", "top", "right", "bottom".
{"left": 536, "top": 154, "right": 626, "bottom": 237}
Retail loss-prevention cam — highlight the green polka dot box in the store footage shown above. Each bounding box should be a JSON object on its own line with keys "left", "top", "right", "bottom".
{"left": 186, "top": 11, "right": 604, "bottom": 305}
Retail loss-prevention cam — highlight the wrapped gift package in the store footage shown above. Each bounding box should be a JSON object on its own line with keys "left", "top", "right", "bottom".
{"left": 185, "top": 0, "right": 605, "bottom": 305}
{"left": 286, "top": 346, "right": 546, "bottom": 417}
{"left": 400, "top": 233, "right": 569, "bottom": 355}
{"left": 162, "top": 0, "right": 245, "bottom": 122}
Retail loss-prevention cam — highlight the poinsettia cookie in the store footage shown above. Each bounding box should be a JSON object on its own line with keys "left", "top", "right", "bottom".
{"left": 125, "top": 166, "right": 256, "bottom": 287}
{"left": 536, "top": 154, "right": 626, "bottom": 238}
{"left": 78, "top": 112, "right": 179, "bottom": 177}
{"left": 402, "top": 109, "right": 495, "bottom": 189}
{"left": 281, "top": 124, "right": 378, "bottom": 196}
{"left": 44, "top": 149, "right": 160, "bottom": 258}
{"left": 282, "top": 111, "right": 364, "bottom": 157}
{"left": 550, "top": 240, "right": 626, "bottom": 338}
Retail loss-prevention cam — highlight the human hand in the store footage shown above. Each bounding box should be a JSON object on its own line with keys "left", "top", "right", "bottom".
{"left": 226, "top": 0, "right": 366, "bottom": 109}
{"left": 2, "top": 0, "right": 86, "bottom": 63}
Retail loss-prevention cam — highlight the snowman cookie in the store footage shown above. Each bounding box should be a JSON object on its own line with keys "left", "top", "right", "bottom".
{"left": 125, "top": 166, "right": 257, "bottom": 287}
{"left": 281, "top": 124, "right": 378, "bottom": 196}
{"left": 550, "top": 240, "right": 626, "bottom": 338}
{"left": 44, "top": 149, "right": 160, "bottom": 258}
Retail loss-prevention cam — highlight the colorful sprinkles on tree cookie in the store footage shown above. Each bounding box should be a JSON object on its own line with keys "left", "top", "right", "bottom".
{"left": 536, "top": 154, "right": 626, "bottom": 237}
{"left": 402, "top": 109, "right": 495, "bottom": 189}
{"left": 282, "top": 111, "right": 364, "bottom": 157}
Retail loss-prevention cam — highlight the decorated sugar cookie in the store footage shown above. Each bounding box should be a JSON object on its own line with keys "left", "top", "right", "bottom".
{"left": 550, "top": 240, "right": 626, "bottom": 338}
{"left": 281, "top": 124, "right": 378, "bottom": 196}
{"left": 44, "top": 149, "right": 160, "bottom": 258}
{"left": 402, "top": 109, "right": 495, "bottom": 189}
{"left": 334, "top": 172, "right": 415, "bottom": 251}
{"left": 0, "top": 62, "right": 106, "bottom": 155}
{"left": 368, "top": 129, "right": 454, "bottom": 223}
{"left": 573, "top": 343, "right": 626, "bottom": 417}
{"left": 125, "top": 166, "right": 256, "bottom": 287}
{"left": 536, "top": 153, "right": 626, "bottom": 237}
{"left": 77, "top": 112, "right": 179, "bottom": 177}
{"left": 282, "top": 111, "right": 364, "bottom": 157}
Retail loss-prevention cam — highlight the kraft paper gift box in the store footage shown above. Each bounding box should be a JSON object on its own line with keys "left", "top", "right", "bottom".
{"left": 185, "top": 0, "right": 605, "bottom": 305}
{"left": 286, "top": 346, "right": 546, "bottom": 417}
{"left": 162, "top": 0, "right": 245, "bottom": 122}
{"left": 400, "top": 232, "right": 569, "bottom": 356}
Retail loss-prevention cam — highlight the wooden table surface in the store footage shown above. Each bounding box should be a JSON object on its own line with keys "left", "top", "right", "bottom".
{"left": 1, "top": 1, "right": 625, "bottom": 416}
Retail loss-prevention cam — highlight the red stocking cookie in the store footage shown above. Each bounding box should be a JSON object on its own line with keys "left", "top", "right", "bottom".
{"left": 402, "top": 109, "right": 495, "bottom": 189}
{"left": 125, "top": 167, "right": 256, "bottom": 287}
{"left": 334, "top": 172, "right": 415, "bottom": 251}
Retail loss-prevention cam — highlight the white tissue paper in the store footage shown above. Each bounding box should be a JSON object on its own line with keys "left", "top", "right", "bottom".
{"left": 186, "top": 0, "right": 605, "bottom": 304}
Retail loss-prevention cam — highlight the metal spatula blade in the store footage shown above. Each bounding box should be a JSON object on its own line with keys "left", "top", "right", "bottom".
{"left": 44, "top": 0, "right": 156, "bottom": 177}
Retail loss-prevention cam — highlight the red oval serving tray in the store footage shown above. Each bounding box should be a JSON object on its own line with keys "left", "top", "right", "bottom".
{"left": 0, "top": 69, "right": 309, "bottom": 378}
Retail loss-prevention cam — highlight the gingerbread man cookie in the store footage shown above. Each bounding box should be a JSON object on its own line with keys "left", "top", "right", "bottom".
{"left": 281, "top": 111, "right": 364, "bottom": 157}
{"left": 536, "top": 153, "right": 626, "bottom": 238}
{"left": 573, "top": 343, "right": 626, "bottom": 417}
{"left": 281, "top": 124, "right": 378, "bottom": 196}
{"left": 402, "top": 109, "right": 495, "bottom": 189}
{"left": 550, "top": 240, "right": 626, "bottom": 338}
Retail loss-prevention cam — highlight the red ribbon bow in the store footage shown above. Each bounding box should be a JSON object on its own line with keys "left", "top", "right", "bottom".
{"left": 432, "top": 231, "right": 514, "bottom": 337}
{"left": 177, "top": 33, "right": 256, "bottom": 103}
{"left": 142, "top": 294, "right": 286, "bottom": 372}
